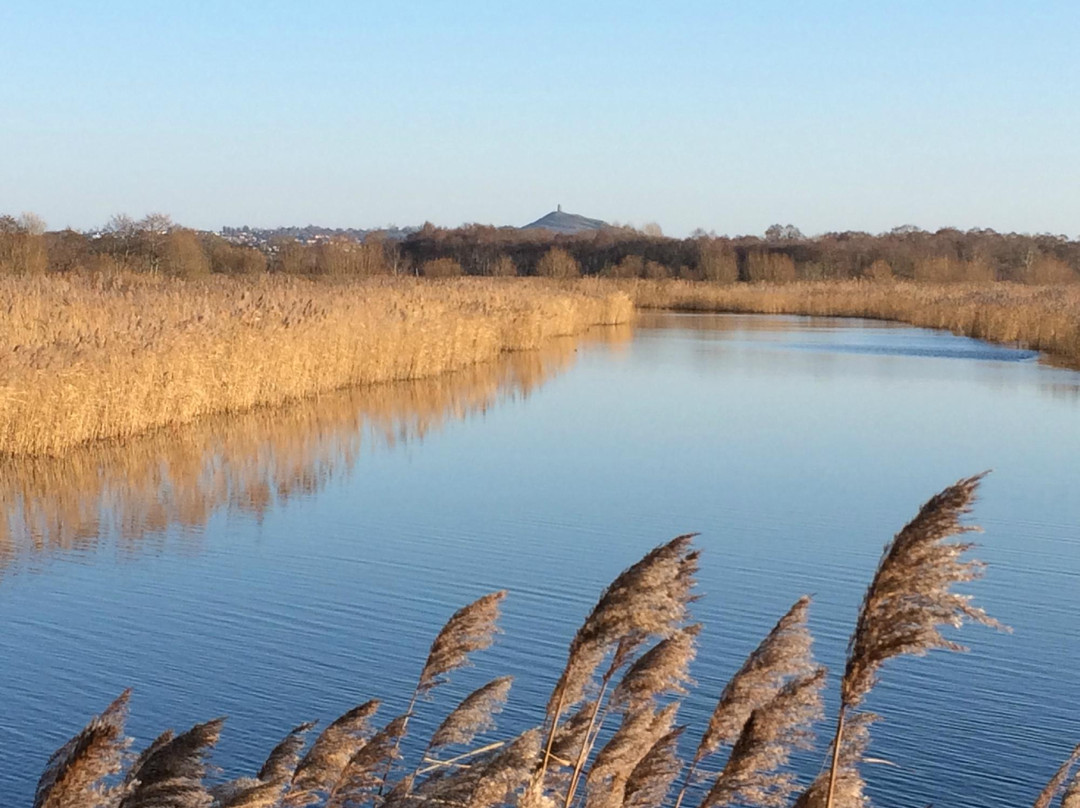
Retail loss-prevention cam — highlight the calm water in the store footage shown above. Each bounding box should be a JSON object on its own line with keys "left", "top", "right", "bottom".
{"left": 1, "top": 313, "right": 1078, "bottom": 805}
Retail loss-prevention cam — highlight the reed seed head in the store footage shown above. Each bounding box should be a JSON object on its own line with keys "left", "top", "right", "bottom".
{"left": 842, "top": 473, "right": 1005, "bottom": 709}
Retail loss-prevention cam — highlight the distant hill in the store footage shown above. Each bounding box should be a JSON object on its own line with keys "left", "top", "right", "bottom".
{"left": 521, "top": 207, "right": 609, "bottom": 235}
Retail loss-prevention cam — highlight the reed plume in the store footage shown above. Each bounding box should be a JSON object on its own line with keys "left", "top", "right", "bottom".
{"left": 611, "top": 625, "right": 699, "bottom": 711}
{"left": 406, "top": 728, "right": 542, "bottom": 808}
{"left": 1034, "top": 745, "right": 1080, "bottom": 808}
{"left": 119, "top": 717, "right": 225, "bottom": 808}
{"left": 792, "top": 712, "right": 875, "bottom": 808}
{"left": 417, "top": 591, "right": 508, "bottom": 695}
{"left": 536, "top": 537, "right": 698, "bottom": 795}
{"left": 259, "top": 721, "right": 318, "bottom": 785}
{"left": 212, "top": 781, "right": 282, "bottom": 808}
{"left": 584, "top": 702, "right": 680, "bottom": 808}
{"left": 381, "top": 591, "right": 507, "bottom": 793}
{"left": 1063, "top": 764, "right": 1080, "bottom": 808}
{"left": 621, "top": 727, "right": 686, "bottom": 808}
{"left": 211, "top": 722, "right": 317, "bottom": 808}
{"left": 673, "top": 597, "right": 815, "bottom": 808}
{"left": 700, "top": 667, "right": 826, "bottom": 808}
{"left": 550, "top": 701, "right": 599, "bottom": 765}
{"left": 34, "top": 690, "right": 132, "bottom": 808}
{"left": 286, "top": 701, "right": 379, "bottom": 806}
{"left": 325, "top": 715, "right": 408, "bottom": 808}
{"left": 428, "top": 676, "right": 513, "bottom": 751}
{"left": 824, "top": 473, "right": 1004, "bottom": 808}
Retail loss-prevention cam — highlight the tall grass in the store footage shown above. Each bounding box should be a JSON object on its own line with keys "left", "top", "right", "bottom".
{"left": 0, "top": 327, "right": 630, "bottom": 568}
{"left": 0, "top": 275, "right": 632, "bottom": 457}
{"left": 614, "top": 279, "right": 1080, "bottom": 369}
{"left": 36, "top": 476, "right": 1078, "bottom": 808}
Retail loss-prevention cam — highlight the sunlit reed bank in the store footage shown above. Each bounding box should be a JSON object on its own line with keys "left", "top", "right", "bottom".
{"left": 37, "top": 475, "right": 1078, "bottom": 808}
{"left": 0, "top": 328, "right": 629, "bottom": 570}
{"left": 0, "top": 275, "right": 632, "bottom": 457}
{"left": 611, "top": 280, "right": 1080, "bottom": 369}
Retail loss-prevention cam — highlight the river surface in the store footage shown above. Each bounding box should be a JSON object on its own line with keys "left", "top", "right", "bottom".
{"left": 1, "top": 313, "right": 1078, "bottom": 806}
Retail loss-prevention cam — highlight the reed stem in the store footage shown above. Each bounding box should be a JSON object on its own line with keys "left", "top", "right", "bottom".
{"left": 824, "top": 704, "right": 847, "bottom": 808}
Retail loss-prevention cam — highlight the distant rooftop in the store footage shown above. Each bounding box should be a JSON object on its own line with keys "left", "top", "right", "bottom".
{"left": 521, "top": 206, "right": 609, "bottom": 234}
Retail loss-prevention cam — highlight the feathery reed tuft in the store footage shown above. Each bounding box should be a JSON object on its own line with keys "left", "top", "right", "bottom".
{"left": 611, "top": 625, "right": 700, "bottom": 711}
{"left": 793, "top": 713, "right": 876, "bottom": 808}
{"left": 1063, "top": 765, "right": 1080, "bottom": 808}
{"left": 326, "top": 715, "right": 409, "bottom": 807}
{"left": 418, "top": 591, "right": 508, "bottom": 695}
{"left": 585, "top": 703, "right": 680, "bottom": 808}
{"left": 701, "top": 668, "right": 826, "bottom": 808}
{"left": 119, "top": 717, "right": 225, "bottom": 808}
{"left": 429, "top": 676, "right": 513, "bottom": 751}
{"left": 1034, "top": 745, "right": 1080, "bottom": 808}
{"left": 547, "top": 535, "right": 698, "bottom": 720}
{"left": 673, "top": 597, "right": 816, "bottom": 808}
{"left": 621, "top": 727, "right": 686, "bottom": 808}
{"left": 842, "top": 473, "right": 1003, "bottom": 708}
{"left": 823, "top": 474, "right": 1005, "bottom": 808}
{"left": 259, "top": 721, "right": 318, "bottom": 786}
{"left": 698, "top": 596, "right": 815, "bottom": 759}
{"left": 286, "top": 701, "right": 379, "bottom": 806}
{"left": 409, "top": 728, "right": 542, "bottom": 808}
{"left": 34, "top": 690, "right": 132, "bottom": 808}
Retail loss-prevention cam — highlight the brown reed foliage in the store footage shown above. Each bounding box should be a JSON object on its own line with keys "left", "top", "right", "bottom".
{"left": 672, "top": 597, "right": 816, "bottom": 808}
{"left": 822, "top": 473, "right": 1005, "bottom": 808}
{"left": 34, "top": 691, "right": 131, "bottom": 808}
{"left": 0, "top": 330, "right": 633, "bottom": 572}
{"left": 621, "top": 728, "right": 686, "bottom": 808}
{"left": 119, "top": 718, "right": 225, "bottom": 808}
{"left": 1064, "top": 767, "right": 1080, "bottom": 808}
{"left": 325, "top": 716, "right": 408, "bottom": 807}
{"left": 418, "top": 592, "right": 508, "bottom": 696}
{"left": 792, "top": 713, "right": 876, "bottom": 808}
{"left": 614, "top": 278, "right": 1080, "bottom": 369}
{"left": 535, "top": 537, "right": 698, "bottom": 805}
{"left": 286, "top": 701, "right": 380, "bottom": 805}
{"left": 1034, "top": 745, "right": 1080, "bottom": 808}
{"left": 35, "top": 488, "right": 1074, "bottom": 808}
{"left": 0, "top": 275, "right": 632, "bottom": 456}
{"left": 700, "top": 668, "right": 826, "bottom": 808}
{"left": 429, "top": 677, "right": 514, "bottom": 751}
{"left": 585, "top": 703, "right": 680, "bottom": 808}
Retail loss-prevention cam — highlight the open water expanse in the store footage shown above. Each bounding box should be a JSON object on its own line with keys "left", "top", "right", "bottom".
{"left": 1, "top": 312, "right": 1078, "bottom": 805}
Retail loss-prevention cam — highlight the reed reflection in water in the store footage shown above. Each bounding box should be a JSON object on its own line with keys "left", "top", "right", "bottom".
{"left": 0, "top": 325, "right": 632, "bottom": 572}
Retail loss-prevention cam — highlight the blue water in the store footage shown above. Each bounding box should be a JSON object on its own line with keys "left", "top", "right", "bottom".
{"left": 1, "top": 313, "right": 1077, "bottom": 806}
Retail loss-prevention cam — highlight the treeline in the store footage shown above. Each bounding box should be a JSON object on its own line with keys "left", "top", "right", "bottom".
{"left": 3, "top": 213, "right": 1079, "bottom": 283}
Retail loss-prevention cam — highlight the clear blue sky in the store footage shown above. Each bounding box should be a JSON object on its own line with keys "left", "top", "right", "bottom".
{"left": 2, "top": 1, "right": 1077, "bottom": 237}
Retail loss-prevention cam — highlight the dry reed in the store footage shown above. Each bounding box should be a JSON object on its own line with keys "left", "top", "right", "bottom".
{"left": 673, "top": 597, "right": 816, "bottom": 808}
{"left": 700, "top": 668, "right": 826, "bottom": 808}
{"left": 1034, "top": 746, "right": 1080, "bottom": 808}
{"left": 33, "top": 481, "right": 1075, "bottom": 808}
{"left": 0, "top": 329, "right": 632, "bottom": 572}
{"left": 612, "top": 279, "right": 1080, "bottom": 369}
{"left": 823, "top": 473, "right": 1005, "bottom": 808}
{"left": 0, "top": 275, "right": 632, "bottom": 457}
{"left": 428, "top": 677, "right": 514, "bottom": 752}
{"left": 34, "top": 690, "right": 131, "bottom": 808}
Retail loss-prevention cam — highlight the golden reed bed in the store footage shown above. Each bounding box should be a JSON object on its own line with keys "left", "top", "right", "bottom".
{"left": 3, "top": 274, "right": 1078, "bottom": 458}
{"left": 0, "top": 275, "right": 632, "bottom": 457}
{"left": 0, "top": 327, "right": 631, "bottom": 567}
{"left": 611, "top": 279, "right": 1080, "bottom": 368}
